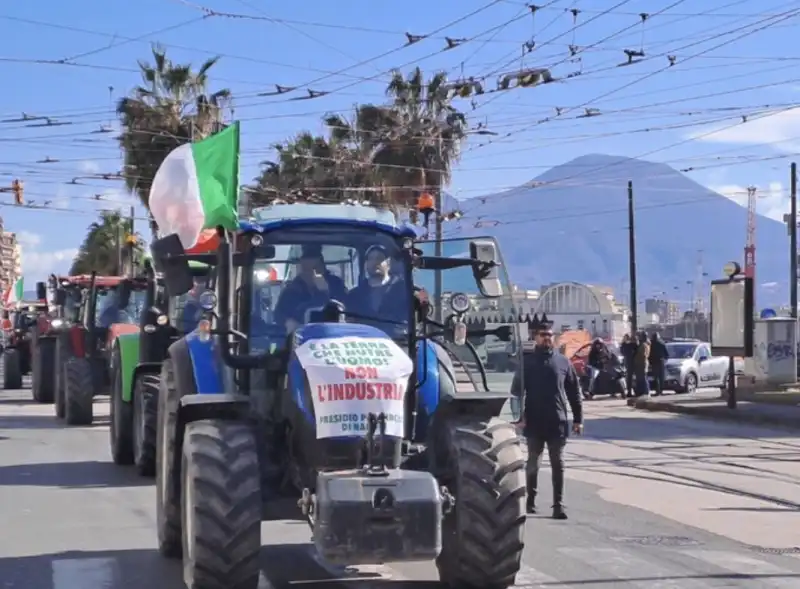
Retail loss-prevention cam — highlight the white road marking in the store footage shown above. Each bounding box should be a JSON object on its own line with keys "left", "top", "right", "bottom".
{"left": 683, "top": 550, "right": 800, "bottom": 588}
{"left": 512, "top": 563, "right": 570, "bottom": 587}
{"left": 52, "top": 557, "right": 115, "bottom": 589}
{"left": 559, "top": 547, "right": 709, "bottom": 588}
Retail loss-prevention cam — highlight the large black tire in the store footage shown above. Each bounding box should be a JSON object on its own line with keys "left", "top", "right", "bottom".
{"left": 3, "top": 349, "right": 22, "bottom": 390}
{"left": 435, "top": 418, "right": 526, "bottom": 589}
{"left": 31, "top": 338, "right": 56, "bottom": 403}
{"left": 156, "top": 358, "right": 184, "bottom": 557}
{"left": 53, "top": 340, "right": 68, "bottom": 419}
{"left": 133, "top": 373, "right": 159, "bottom": 477}
{"left": 181, "top": 420, "right": 261, "bottom": 589}
{"left": 109, "top": 347, "right": 134, "bottom": 465}
{"left": 64, "top": 358, "right": 94, "bottom": 426}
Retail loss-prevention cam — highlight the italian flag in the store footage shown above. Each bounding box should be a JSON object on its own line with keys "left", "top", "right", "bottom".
{"left": 149, "top": 122, "right": 241, "bottom": 248}
{"left": 3, "top": 277, "right": 23, "bottom": 306}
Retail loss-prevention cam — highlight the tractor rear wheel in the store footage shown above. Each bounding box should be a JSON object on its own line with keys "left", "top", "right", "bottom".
{"left": 181, "top": 419, "right": 261, "bottom": 589}
{"left": 156, "top": 358, "right": 184, "bottom": 558}
{"left": 32, "top": 338, "right": 55, "bottom": 403}
{"left": 435, "top": 418, "right": 526, "bottom": 589}
{"left": 109, "top": 347, "right": 134, "bottom": 465}
{"left": 133, "top": 373, "right": 159, "bottom": 477}
{"left": 3, "top": 349, "right": 22, "bottom": 390}
{"left": 64, "top": 358, "right": 94, "bottom": 426}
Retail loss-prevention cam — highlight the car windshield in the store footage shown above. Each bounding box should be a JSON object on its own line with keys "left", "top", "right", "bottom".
{"left": 666, "top": 343, "right": 697, "bottom": 359}
{"left": 96, "top": 289, "right": 146, "bottom": 327}
{"left": 249, "top": 223, "right": 409, "bottom": 353}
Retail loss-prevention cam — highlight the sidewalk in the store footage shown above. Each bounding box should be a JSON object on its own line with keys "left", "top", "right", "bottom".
{"left": 626, "top": 388, "right": 800, "bottom": 429}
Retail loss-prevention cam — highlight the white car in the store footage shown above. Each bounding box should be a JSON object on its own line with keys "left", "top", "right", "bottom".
{"left": 654, "top": 340, "right": 731, "bottom": 394}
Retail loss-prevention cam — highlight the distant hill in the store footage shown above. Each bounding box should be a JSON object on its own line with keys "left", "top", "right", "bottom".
{"left": 450, "top": 154, "right": 790, "bottom": 307}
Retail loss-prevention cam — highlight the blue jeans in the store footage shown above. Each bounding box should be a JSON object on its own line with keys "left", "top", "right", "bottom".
{"left": 634, "top": 371, "right": 650, "bottom": 396}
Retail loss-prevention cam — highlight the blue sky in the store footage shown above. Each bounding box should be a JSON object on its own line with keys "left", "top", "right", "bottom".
{"left": 1, "top": 0, "right": 799, "bottom": 281}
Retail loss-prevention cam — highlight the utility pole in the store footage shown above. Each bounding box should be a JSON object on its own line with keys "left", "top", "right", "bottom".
{"left": 129, "top": 205, "right": 135, "bottom": 275}
{"left": 791, "top": 163, "right": 797, "bottom": 318}
{"left": 627, "top": 181, "right": 638, "bottom": 335}
{"left": 116, "top": 210, "right": 123, "bottom": 276}
{"left": 434, "top": 190, "right": 443, "bottom": 323}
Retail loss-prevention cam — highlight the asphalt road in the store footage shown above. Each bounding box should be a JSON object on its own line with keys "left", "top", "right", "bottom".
{"left": 2, "top": 375, "right": 800, "bottom": 589}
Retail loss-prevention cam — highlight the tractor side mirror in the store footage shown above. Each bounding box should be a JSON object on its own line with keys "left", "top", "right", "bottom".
{"left": 469, "top": 239, "right": 502, "bottom": 298}
{"left": 36, "top": 281, "right": 46, "bottom": 300}
{"left": 151, "top": 234, "right": 193, "bottom": 296}
{"left": 54, "top": 288, "right": 67, "bottom": 307}
{"left": 493, "top": 325, "right": 513, "bottom": 341}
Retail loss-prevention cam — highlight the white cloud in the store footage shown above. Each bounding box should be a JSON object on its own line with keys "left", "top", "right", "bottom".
{"left": 688, "top": 108, "right": 800, "bottom": 151}
{"left": 709, "top": 181, "right": 788, "bottom": 220}
{"left": 21, "top": 248, "right": 78, "bottom": 282}
{"left": 14, "top": 230, "right": 42, "bottom": 248}
{"left": 79, "top": 160, "right": 100, "bottom": 174}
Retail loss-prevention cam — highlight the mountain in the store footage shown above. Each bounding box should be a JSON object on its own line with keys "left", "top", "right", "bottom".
{"left": 450, "top": 154, "right": 790, "bottom": 307}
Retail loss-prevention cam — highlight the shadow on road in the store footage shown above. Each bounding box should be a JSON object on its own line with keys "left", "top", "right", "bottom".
{"left": 0, "top": 414, "right": 110, "bottom": 430}
{"left": 705, "top": 506, "right": 800, "bottom": 513}
{"left": 548, "top": 572, "right": 800, "bottom": 585}
{"left": 0, "top": 460, "right": 152, "bottom": 488}
{"left": 0, "top": 546, "right": 445, "bottom": 589}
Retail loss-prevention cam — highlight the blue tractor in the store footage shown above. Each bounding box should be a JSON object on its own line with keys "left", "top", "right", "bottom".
{"left": 150, "top": 204, "right": 526, "bottom": 589}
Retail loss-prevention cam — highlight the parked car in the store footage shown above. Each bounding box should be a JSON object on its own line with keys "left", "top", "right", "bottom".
{"left": 655, "top": 340, "right": 732, "bottom": 394}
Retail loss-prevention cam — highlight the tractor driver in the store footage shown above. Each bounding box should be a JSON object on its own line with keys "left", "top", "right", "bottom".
{"left": 346, "top": 245, "right": 408, "bottom": 331}
{"left": 97, "top": 291, "right": 133, "bottom": 327}
{"left": 273, "top": 244, "right": 348, "bottom": 333}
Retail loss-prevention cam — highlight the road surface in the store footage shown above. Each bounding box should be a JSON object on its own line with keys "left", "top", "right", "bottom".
{"left": 1, "top": 379, "right": 799, "bottom": 588}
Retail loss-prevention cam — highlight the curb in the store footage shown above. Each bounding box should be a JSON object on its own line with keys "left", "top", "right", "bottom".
{"left": 627, "top": 397, "right": 800, "bottom": 430}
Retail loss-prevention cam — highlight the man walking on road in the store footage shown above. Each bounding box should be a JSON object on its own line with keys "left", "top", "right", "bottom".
{"left": 511, "top": 315, "right": 583, "bottom": 520}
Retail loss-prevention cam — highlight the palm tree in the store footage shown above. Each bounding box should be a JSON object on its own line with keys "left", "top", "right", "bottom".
{"left": 70, "top": 211, "right": 143, "bottom": 275}
{"left": 359, "top": 67, "right": 468, "bottom": 208}
{"left": 117, "top": 45, "right": 230, "bottom": 211}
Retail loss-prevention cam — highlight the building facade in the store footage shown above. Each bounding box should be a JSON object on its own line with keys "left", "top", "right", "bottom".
{"left": 533, "top": 281, "right": 629, "bottom": 342}
{"left": 644, "top": 297, "right": 681, "bottom": 324}
{"left": 0, "top": 220, "right": 20, "bottom": 293}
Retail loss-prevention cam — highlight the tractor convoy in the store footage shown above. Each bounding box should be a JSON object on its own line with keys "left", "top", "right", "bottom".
{"left": 1, "top": 203, "right": 527, "bottom": 589}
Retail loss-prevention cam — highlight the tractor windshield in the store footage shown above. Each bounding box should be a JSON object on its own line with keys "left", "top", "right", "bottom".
{"left": 96, "top": 288, "right": 147, "bottom": 327}
{"left": 413, "top": 237, "right": 522, "bottom": 376}
{"left": 249, "top": 224, "right": 410, "bottom": 353}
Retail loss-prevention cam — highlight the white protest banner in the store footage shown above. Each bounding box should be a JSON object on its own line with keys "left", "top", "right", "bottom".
{"left": 294, "top": 336, "right": 413, "bottom": 439}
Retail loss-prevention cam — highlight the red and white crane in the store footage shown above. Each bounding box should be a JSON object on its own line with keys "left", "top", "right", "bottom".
{"left": 744, "top": 185, "right": 757, "bottom": 281}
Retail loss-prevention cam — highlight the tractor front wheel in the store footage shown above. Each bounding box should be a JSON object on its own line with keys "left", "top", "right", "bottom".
{"left": 53, "top": 341, "right": 68, "bottom": 419}
{"left": 32, "top": 338, "right": 55, "bottom": 403}
{"left": 435, "top": 418, "right": 526, "bottom": 589}
{"left": 133, "top": 373, "right": 159, "bottom": 477}
{"left": 109, "top": 348, "right": 133, "bottom": 465}
{"left": 3, "top": 349, "right": 22, "bottom": 390}
{"left": 64, "top": 358, "right": 94, "bottom": 426}
{"left": 181, "top": 419, "right": 261, "bottom": 589}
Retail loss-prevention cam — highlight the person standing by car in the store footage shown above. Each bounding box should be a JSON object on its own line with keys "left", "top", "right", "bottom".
{"left": 620, "top": 334, "right": 637, "bottom": 398}
{"left": 587, "top": 338, "right": 609, "bottom": 394}
{"left": 512, "top": 316, "right": 583, "bottom": 520}
{"left": 648, "top": 332, "right": 670, "bottom": 396}
{"left": 633, "top": 331, "right": 651, "bottom": 397}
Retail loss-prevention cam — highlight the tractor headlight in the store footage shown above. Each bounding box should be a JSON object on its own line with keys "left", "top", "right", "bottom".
{"left": 156, "top": 314, "right": 169, "bottom": 326}
{"left": 450, "top": 292, "right": 470, "bottom": 314}
{"left": 50, "top": 319, "right": 63, "bottom": 329}
{"left": 250, "top": 234, "right": 263, "bottom": 247}
{"left": 198, "top": 290, "right": 217, "bottom": 311}
{"left": 402, "top": 237, "right": 414, "bottom": 249}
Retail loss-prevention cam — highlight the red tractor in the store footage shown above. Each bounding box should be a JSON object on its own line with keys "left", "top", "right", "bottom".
{"left": 46, "top": 273, "right": 146, "bottom": 424}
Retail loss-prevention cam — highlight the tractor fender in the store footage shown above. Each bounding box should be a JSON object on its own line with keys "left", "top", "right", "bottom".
{"left": 112, "top": 333, "right": 141, "bottom": 403}
{"left": 183, "top": 330, "right": 224, "bottom": 394}
{"left": 131, "top": 362, "right": 163, "bottom": 390}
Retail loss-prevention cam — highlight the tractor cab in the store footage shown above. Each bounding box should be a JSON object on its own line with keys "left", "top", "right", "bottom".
{"left": 1, "top": 300, "right": 48, "bottom": 389}
{"left": 150, "top": 203, "right": 527, "bottom": 589}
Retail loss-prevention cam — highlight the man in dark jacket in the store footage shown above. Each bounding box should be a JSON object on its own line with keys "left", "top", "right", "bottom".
{"left": 620, "top": 334, "right": 637, "bottom": 398}
{"left": 346, "top": 244, "right": 408, "bottom": 331}
{"left": 511, "top": 316, "right": 583, "bottom": 520}
{"left": 648, "top": 332, "right": 669, "bottom": 396}
{"left": 586, "top": 338, "right": 609, "bottom": 394}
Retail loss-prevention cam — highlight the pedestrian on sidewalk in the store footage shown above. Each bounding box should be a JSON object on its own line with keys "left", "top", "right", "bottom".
{"left": 648, "top": 332, "right": 669, "bottom": 396}
{"left": 633, "top": 331, "right": 651, "bottom": 397}
{"left": 620, "top": 334, "right": 637, "bottom": 397}
{"left": 512, "top": 315, "right": 583, "bottom": 520}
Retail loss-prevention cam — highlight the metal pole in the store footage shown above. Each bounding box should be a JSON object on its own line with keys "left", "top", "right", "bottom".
{"left": 727, "top": 355, "right": 737, "bottom": 409}
{"left": 433, "top": 190, "right": 443, "bottom": 324}
{"left": 628, "top": 181, "right": 638, "bottom": 335}
{"left": 791, "top": 162, "right": 797, "bottom": 318}
{"left": 129, "top": 205, "right": 135, "bottom": 275}
{"left": 116, "top": 210, "right": 123, "bottom": 275}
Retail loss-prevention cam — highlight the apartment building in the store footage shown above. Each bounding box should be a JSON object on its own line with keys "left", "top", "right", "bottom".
{"left": 0, "top": 217, "right": 21, "bottom": 293}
